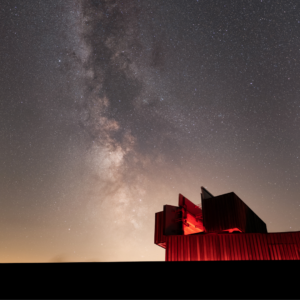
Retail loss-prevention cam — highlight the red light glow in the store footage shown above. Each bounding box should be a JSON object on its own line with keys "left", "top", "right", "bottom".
{"left": 223, "top": 228, "right": 242, "bottom": 233}
{"left": 183, "top": 212, "right": 205, "bottom": 235}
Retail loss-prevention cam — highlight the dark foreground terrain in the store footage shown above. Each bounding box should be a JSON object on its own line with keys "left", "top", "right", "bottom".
{"left": 1, "top": 261, "right": 298, "bottom": 298}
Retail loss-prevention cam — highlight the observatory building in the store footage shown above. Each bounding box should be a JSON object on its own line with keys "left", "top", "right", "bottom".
{"left": 154, "top": 187, "right": 300, "bottom": 261}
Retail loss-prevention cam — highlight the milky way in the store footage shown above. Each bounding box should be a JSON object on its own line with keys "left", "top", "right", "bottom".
{"left": 1, "top": 0, "right": 300, "bottom": 262}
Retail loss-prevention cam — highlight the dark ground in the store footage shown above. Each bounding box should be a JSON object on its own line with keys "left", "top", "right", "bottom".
{"left": 2, "top": 261, "right": 298, "bottom": 298}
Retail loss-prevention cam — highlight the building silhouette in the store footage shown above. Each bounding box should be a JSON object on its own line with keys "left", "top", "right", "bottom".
{"left": 155, "top": 187, "right": 300, "bottom": 261}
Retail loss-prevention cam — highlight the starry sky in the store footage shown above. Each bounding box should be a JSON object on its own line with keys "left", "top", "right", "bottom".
{"left": 1, "top": 0, "right": 300, "bottom": 262}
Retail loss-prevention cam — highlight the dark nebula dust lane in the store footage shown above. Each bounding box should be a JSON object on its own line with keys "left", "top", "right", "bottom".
{"left": 0, "top": 0, "right": 300, "bottom": 262}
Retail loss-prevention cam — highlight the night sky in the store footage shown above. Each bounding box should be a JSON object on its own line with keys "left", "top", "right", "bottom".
{"left": 1, "top": 0, "right": 300, "bottom": 262}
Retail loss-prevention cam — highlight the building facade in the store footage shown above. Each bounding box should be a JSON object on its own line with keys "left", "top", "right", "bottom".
{"left": 155, "top": 187, "right": 300, "bottom": 261}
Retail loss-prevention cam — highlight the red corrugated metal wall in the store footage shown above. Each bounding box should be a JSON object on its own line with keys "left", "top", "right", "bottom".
{"left": 154, "top": 212, "right": 166, "bottom": 249}
{"left": 165, "top": 232, "right": 300, "bottom": 261}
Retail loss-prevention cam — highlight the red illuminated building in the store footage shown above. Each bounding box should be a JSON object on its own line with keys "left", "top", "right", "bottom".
{"left": 155, "top": 187, "right": 300, "bottom": 261}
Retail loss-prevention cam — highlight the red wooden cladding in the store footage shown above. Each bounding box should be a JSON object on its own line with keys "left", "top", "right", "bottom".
{"left": 202, "top": 192, "right": 267, "bottom": 233}
{"left": 154, "top": 212, "right": 166, "bottom": 249}
{"left": 165, "top": 232, "right": 300, "bottom": 261}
